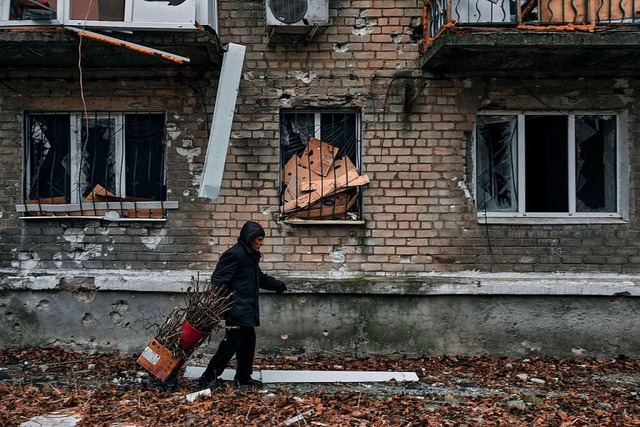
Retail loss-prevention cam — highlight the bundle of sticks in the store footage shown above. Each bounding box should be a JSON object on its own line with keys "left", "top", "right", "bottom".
{"left": 183, "top": 276, "right": 234, "bottom": 333}
{"left": 155, "top": 275, "right": 234, "bottom": 357}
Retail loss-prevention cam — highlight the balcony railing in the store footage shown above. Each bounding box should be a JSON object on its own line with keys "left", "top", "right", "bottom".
{"left": 426, "top": 0, "right": 640, "bottom": 37}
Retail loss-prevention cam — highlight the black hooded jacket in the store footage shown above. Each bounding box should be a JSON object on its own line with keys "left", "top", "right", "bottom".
{"left": 211, "top": 221, "right": 283, "bottom": 327}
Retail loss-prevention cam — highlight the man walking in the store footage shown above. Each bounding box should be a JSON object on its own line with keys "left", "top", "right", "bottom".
{"left": 199, "top": 221, "right": 286, "bottom": 388}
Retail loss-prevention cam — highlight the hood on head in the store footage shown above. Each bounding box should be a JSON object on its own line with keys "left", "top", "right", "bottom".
{"left": 238, "top": 221, "right": 265, "bottom": 247}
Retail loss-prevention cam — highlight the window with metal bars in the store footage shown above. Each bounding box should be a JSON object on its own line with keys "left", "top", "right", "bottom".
{"left": 279, "top": 110, "right": 365, "bottom": 222}
{"left": 22, "top": 111, "right": 170, "bottom": 219}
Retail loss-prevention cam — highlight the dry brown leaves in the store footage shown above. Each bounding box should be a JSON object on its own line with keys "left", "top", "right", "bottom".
{"left": 1, "top": 349, "right": 639, "bottom": 426}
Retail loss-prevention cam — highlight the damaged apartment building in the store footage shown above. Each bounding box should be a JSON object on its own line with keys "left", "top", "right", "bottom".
{"left": 0, "top": 0, "right": 639, "bottom": 357}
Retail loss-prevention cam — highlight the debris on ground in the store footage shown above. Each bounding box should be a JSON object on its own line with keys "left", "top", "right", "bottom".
{"left": 1, "top": 347, "right": 639, "bottom": 426}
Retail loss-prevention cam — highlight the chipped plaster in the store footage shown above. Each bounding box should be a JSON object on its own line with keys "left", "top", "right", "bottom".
{"left": 141, "top": 229, "right": 167, "bottom": 250}
{"left": 294, "top": 71, "right": 317, "bottom": 84}
{"left": 329, "top": 246, "right": 347, "bottom": 264}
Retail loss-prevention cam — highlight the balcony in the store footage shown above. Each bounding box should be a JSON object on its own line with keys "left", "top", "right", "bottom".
{"left": 0, "top": 0, "right": 221, "bottom": 69}
{"left": 421, "top": 0, "right": 640, "bottom": 77}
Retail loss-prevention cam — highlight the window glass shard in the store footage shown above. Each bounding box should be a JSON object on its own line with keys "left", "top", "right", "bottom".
{"left": 125, "top": 114, "right": 165, "bottom": 200}
{"left": 575, "top": 115, "right": 617, "bottom": 212}
{"left": 79, "top": 116, "right": 118, "bottom": 199}
{"left": 476, "top": 115, "right": 517, "bottom": 212}
{"left": 26, "top": 114, "right": 70, "bottom": 200}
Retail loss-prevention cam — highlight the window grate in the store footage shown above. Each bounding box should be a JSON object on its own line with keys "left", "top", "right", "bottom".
{"left": 279, "top": 110, "right": 365, "bottom": 222}
{"left": 23, "top": 110, "right": 168, "bottom": 219}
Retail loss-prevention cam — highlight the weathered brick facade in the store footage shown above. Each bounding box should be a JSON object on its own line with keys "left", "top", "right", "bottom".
{"left": 1, "top": 1, "right": 640, "bottom": 274}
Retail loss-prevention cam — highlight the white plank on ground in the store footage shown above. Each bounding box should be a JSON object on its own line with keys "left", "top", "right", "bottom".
{"left": 20, "top": 410, "right": 82, "bottom": 427}
{"left": 183, "top": 367, "right": 418, "bottom": 383}
{"left": 183, "top": 367, "right": 253, "bottom": 381}
{"left": 261, "top": 370, "right": 419, "bottom": 383}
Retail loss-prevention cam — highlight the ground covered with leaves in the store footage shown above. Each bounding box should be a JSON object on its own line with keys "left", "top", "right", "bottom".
{"left": 0, "top": 347, "right": 639, "bottom": 426}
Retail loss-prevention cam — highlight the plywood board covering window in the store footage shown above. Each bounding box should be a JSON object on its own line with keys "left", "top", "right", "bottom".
{"left": 279, "top": 110, "right": 368, "bottom": 222}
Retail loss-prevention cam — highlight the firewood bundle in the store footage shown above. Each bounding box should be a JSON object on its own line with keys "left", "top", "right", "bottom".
{"left": 154, "top": 275, "right": 233, "bottom": 357}
{"left": 282, "top": 137, "right": 370, "bottom": 219}
{"left": 183, "top": 277, "right": 234, "bottom": 333}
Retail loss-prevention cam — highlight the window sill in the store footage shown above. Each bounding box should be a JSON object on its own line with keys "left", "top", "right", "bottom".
{"left": 19, "top": 215, "right": 167, "bottom": 222}
{"left": 16, "top": 201, "right": 178, "bottom": 221}
{"left": 478, "top": 215, "right": 628, "bottom": 225}
{"left": 283, "top": 219, "right": 366, "bottom": 226}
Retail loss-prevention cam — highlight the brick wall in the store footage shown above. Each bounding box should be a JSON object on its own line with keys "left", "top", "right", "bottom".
{"left": 1, "top": 1, "right": 640, "bottom": 277}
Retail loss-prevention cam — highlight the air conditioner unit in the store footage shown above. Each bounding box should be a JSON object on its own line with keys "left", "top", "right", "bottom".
{"left": 265, "top": 0, "right": 329, "bottom": 28}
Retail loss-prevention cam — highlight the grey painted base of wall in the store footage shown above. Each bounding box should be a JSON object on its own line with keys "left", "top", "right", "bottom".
{"left": 1, "top": 289, "right": 638, "bottom": 358}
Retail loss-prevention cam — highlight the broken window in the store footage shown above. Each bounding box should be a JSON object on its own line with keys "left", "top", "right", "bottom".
{"left": 476, "top": 115, "right": 518, "bottom": 212}
{"left": 575, "top": 115, "right": 617, "bottom": 212}
{"left": 279, "top": 110, "right": 369, "bottom": 222}
{"left": 525, "top": 115, "right": 568, "bottom": 212}
{"left": 475, "top": 112, "right": 620, "bottom": 218}
{"left": 70, "top": 0, "right": 124, "bottom": 21}
{"left": 9, "top": 0, "right": 57, "bottom": 20}
{"left": 23, "top": 111, "right": 169, "bottom": 219}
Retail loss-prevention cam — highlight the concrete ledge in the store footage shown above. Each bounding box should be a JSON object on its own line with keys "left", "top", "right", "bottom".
{"left": 1, "top": 269, "right": 639, "bottom": 296}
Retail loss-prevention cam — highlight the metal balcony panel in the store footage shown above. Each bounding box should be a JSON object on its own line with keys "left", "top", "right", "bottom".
{"left": 421, "top": 29, "right": 640, "bottom": 78}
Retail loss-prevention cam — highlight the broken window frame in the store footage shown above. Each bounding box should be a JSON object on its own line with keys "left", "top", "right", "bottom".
{"left": 0, "top": 0, "right": 204, "bottom": 30}
{"left": 474, "top": 110, "right": 628, "bottom": 224}
{"left": 19, "top": 110, "right": 176, "bottom": 221}
{"left": 278, "top": 109, "right": 365, "bottom": 224}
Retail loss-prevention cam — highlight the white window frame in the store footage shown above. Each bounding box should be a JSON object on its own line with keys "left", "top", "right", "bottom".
{"left": 19, "top": 111, "right": 176, "bottom": 221}
{"left": 0, "top": 0, "right": 213, "bottom": 30}
{"left": 474, "top": 110, "right": 629, "bottom": 225}
{"left": 69, "top": 114, "right": 125, "bottom": 203}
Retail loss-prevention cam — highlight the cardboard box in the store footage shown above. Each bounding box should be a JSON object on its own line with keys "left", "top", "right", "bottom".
{"left": 137, "top": 338, "right": 183, "bottom": 382}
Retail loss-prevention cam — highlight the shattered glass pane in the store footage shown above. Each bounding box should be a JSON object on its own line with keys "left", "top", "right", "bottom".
{"left": 26, "top": 114, "right": 70, "bottom": 200}
{"left": 280, "top": 112, "right": 315, "bottom": 160}
{"left": 125, "top": 114, "right": 165, "bottom": 200}
{"left": 79, "top": 116, "right": 118, "bottom": 199}
{"left": 320, "top": 113, "right": 358, "bottom": 161}
{"left": 476, "top": 115, "right": 517, "bottom": 212}
{"left": 575, "top": 115, "right": 617, "bottom": 212}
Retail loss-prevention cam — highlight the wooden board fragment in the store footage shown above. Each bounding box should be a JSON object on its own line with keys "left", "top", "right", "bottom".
{"left": 25, "top": 196, "right": 67, "bottom": 205}
{"left": 282, "top": 155, "right": 299, "bottom": 183}
{"left": 126, "top": 208, "right": 164, "bottom": 219}
{"left": 298, "top": 137, "right": 339, "bottom": 177}
{"left": 292, "top": 192, "right": 358, "bottom": 219}
{"left": 283, "top": 167, "right": 323, "bottom": 202}
{"left": 84, "top": 184, "right": 119, "bottom": 203}
{"left": 284, "top": 173, "right": 370, "bottom": 213}
{"left": 326, "top": 155, "right": 359, "bottom": 179}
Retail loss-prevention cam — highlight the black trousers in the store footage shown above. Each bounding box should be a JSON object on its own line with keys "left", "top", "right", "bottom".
{"left": 201, "top": 325, "right": 256, "bottom": 381}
